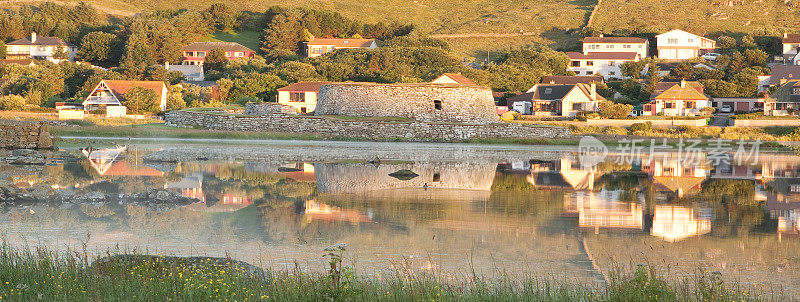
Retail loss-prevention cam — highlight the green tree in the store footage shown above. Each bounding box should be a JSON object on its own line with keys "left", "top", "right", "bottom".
{"left": 0, "top": 94, "right": 26, "bottom": 110}
{"left": 52, "top": 46, "right": 69, "bottom": 60}
{"left": 620, "top": 60, "right": 646, "bottom": 79}
{"left": 598, "top": 101, "right": 633, "bottom": 119}
{"left": 204, "top": 48, "right": 228, "bottom": 74}
{"left": 668, "top": 62, "right": 695, "bottom": 79}
{"left": 0, "top": 41, "right": 6, "bottom": 59}
{"left": 166, "top": 85, "right": 186, "bottom": 110}
{"left": 78, "top": 31, "right": 120, "bottom": 67}
{"left": 123, "top": 86, "right": 161, "bottom": 114}
{"left": 204, "top": 3, "right": 236, "bottom": 31}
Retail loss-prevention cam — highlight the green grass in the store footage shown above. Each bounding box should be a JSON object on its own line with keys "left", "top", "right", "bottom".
{"left": 201, "top": 31, "right": 263, "bottom": 52}
{"left": 0, "top": 244, "right": 772, "bottom": 301}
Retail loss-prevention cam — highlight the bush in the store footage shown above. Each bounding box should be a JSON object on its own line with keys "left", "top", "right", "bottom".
{"left": 598, "top": 101, "right": 633, "bottom": 119}
{"left": 700, "top": 107, "right": 716, "bottom": 116}
{"left": 629, "top": 121, "right": 653, "bottom": 133}
{"left": 500, "top": 111, "right": 521, "bottom": 121}
{"left": 575, "top": 111, "right": 599, "bottom": 121}
{"left": 235, "top": 95, "right": 260, "bottom": 106}
{"left": 0, "top": 94, "right": 27, "bottom": 110}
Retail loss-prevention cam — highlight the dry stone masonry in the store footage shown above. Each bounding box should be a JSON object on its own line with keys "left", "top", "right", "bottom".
{"left": 0, "top": 119, "right": 53, "bottom": 149}
{"left": 166, "top": 104, "right": 571, "bottom": 142}
{"left": 315, "top": 83, "right": 500, "bottom": 124}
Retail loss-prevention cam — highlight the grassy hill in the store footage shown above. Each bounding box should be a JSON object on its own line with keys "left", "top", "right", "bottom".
{"left": 6, "top": 0, "right": 800, "bottom": 57}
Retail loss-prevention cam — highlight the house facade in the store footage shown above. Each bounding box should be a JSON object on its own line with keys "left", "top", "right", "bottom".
{"left": 643, "top": 80, "right": 710, "bottom": 116}
{"left": 582, "top": 35, "right": 649, "bottom": 58}
{"left": 782, "top": 33, "right": 800, "bottom": 63}
{"left": 276, "top": 81, "right": 332, "bottom": 114}
{"left": 5, "top": 32, "right": 77, "bottom": 62}
{"left": 656, "top": 29, "right": 716, "bottom": 61}
{"left": 540, "top": 75, "right": 604, "bottom": 85}
{"left": 83, "top": 80, "right": 168, "bottom": 113}
{"left": 765, "top": 80, "right": 800, "bottom": 116}
{"left": 566, "top": 52, "right": 640, "bottom": 79}
{"left": 305, "top": 38, "right": 378, "bottom": 58}
{"left": 181, "top": 42, "right": 255, "bottom": 65}
{"left": 166, "top": 64, "right": 204, "bottom": 82}
{"left": 507, "top": 83, "right": 605, "bottom": 116}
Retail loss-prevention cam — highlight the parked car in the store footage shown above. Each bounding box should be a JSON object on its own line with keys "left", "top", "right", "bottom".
{"left": 719, "top": 105, "right": 732, "bottom": 113}
{"left": 702, "top": 53, "right": 720, "bottom": 61}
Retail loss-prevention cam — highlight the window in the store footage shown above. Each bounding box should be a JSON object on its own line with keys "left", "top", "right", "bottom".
{"left": 300, "top": 107, "right": 307, "bottom": 113}
{"left": 225, "top": 52, "right": 232, "bottom": 57}
{"left": 235, "top": 52, "right": 244, "bottom": 57}
{"left": 665, "top": 101, "right": 675, "bottom": 109}
{"left": 586, "top": 71, "right": 594, "bottom": 75}
{"left": 197, "top": 51, "right": 206, "bottom": 58}
{"left": 668, "top": 38, "right": 678, "bottom": 44}
{"left": 289, "top": 92, "right": 305, "bottom": 102}
{"left": 685, "top": 101, "right": 695, "bottom": 109}
{"left": 623, "top": 44, "right": 631, "bottom": 49}
{"left": 793, "top": 88, "right": 800, "bottom": 95}
{"left": 571, "top": 61, "right": 580, "bottom": 67}
{"left": 544, "top": 88, "right": 552, "bottom": 94}
{"left": 434, "top": 100, "right": 442, "bottom": 110}
{"left": 587, "top": 61, "right": 594, "bottom": 66}
{"left": 609, "top": 71, "right": 616, "bottom": 75}
{"left": 644, "top": 104, "right": 651, "bottom": 111}
{"left": 572, "top": 103, "right": 582, "bottom": 110}
{"left": 688, "top": 38, "right": 694, "bottom": 43}
{"left": 608, "top": 61, "right": 615, "bottom": 66}
{"left": 791, "top": 184, "right": 800, "bottom": 193}
{"left": 606, "top": 44, "right": 614, "bottom": 48}
{"left": 638, "top": 45, "right": 643, "bottom": 48}
{"left": 432, "top": 173, "right": 441, "bottom": 182}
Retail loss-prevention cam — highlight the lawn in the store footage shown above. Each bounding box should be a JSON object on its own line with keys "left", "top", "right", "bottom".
{"left": 201, "top": 31, "right": 263, "bottom": 52}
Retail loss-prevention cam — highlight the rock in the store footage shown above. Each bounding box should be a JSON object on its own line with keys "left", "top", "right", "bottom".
{"left": 92, "top": 255, "right": 270, "bottom": 280}
{"left": 154, "top": 190, "right": 172, "bottom": 201}
{"left": 12, "top": 149, "right": 41, "bottom": 157}
{"left": 388, "top": 169, "right": 419, "bottom": 180}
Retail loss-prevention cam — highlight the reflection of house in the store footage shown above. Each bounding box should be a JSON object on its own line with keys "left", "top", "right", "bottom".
{"left": 764, "top": 178, "right": 800, "bottom": 238}
{"left": 650, "top": 205, "right": 711, "bottom": 242}
{"left": 222, "top": 194, "right": 252, "bottom": 205}
{"left": 564, "top": 189, "right": 643, "bottom": 231}
{"left": 280, "top": 163, "right": 317, "bottom": 182}
{"left": 304, "top": 200, "right": 373, "bottom": 224}
{"left": 642, "top": 154, "right": 707, "bottom": 197}
{"left": 166, "top": 174, "right": 204, "bottom": 202}
{"left": 83, "top": 147, "right": 164, "bottom": 177}
{"left": 527, "top": 156, "right": 598, "bottom": 191}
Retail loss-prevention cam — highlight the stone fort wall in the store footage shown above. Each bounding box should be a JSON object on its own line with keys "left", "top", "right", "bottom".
{"left": 0, "top": 119, "right": 52, "bottom": 149}
{"left": 165, "top": 109, "right": 571, "bottom": 142}
{"left": 315, "top": 83, "right": 499, "bottom": 124}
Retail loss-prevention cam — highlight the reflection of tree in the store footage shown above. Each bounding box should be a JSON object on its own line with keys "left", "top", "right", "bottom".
{"left": 490, "top": 173, "right": 536, "bottom": 192}
{"left": 693, "top": 179, "right": 768, "bottom": 237}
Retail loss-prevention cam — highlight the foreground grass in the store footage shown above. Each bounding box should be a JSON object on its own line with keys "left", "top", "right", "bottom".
{"left": 0, "top": 244, "right": 770, "bottom": 301}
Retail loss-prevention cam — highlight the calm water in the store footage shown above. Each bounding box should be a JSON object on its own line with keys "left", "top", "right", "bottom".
{"left": 1, "top": 142, "right": 799, "bottom": 291}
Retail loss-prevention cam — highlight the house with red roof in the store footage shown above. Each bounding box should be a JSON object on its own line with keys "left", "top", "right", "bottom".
{"left": 304, "top": 38, "right": 378, "bottom": 58}
{"left": 5, "top": 32, "right": 77, "bottom": 62}
{"left": 276, "top": 81, "right": 332, "bottom": 113}
{"left": 431, "top": 73, "right": 476, "bottom": 85}
{"left": 83, "top": 80, "right": 168, "bottom": 112}
{"left": 181, "top": 42, "right": 255, "bottom": 65}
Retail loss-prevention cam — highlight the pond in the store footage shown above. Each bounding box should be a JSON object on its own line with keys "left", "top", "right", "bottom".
{"left": 1, "top": 140, "right": 798, "bottom": 292}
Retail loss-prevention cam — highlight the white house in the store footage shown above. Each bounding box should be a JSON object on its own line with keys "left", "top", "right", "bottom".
{"left": 5, "top": 32, "right": 77, "bottom": 62}
{"left": 566, "top": 52, "right": 640, "bottom": 79}
{"left": 83, "top": 80, "right": 168, "bottom": 113}
{"left": 656, "top": 29, "right": 716, "bottom": 61}
{"left": 165, "top": 63, "right": 204, "bottom": 82}
{"left": 275, "top": 81, "right": 332, "bottom": 114}
{"left": 582, "top": 35, "right": 649, "bottom": 58}
{"left": 304, "top": 38, "right": 378, "bottom": 58}
{"left": 782, "top": 33, "right": 800, "bottom": 63}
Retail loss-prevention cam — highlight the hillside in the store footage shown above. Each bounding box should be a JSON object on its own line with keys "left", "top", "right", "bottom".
{"left": 5, "top": 0, "right": 800, "bottom": 57}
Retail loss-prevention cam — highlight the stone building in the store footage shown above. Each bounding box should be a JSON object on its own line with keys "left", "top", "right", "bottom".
{"left": 314, "top": 83, "right": 499, "bottom": 124}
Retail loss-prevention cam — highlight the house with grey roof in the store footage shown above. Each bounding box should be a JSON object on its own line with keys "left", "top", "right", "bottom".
{"left": 5, "top": 32, "right": 77, "bottom": 62}
{"left": 181, "top": 42, "right": 255, "bottom": 65}
{"left": 166, "top": 64, "right": 204, "bottom": 82}
{"left": 506, "top": 83, "right": 605, "bottom": 116}
{"left": 765, "top": 80, "right": 800, "bottom": 116}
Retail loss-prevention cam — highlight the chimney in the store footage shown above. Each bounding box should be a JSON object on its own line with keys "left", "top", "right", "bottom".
{"left": 590, "top": 82, "right": 597, "bottom": 100}
{"left": 30, "top": 32, "right": 36, "bottom": 43}
{"left": 784, "top": 32, "right": 788, "bottom": 39}
{"left": 680, "top": 79, "right": 686, "bottom": 88}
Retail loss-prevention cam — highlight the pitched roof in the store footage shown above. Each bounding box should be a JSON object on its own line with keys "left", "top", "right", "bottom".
{"left": 276, "top": 81, "right": 332, "bottom": 92}
{"left": 102, "top": 80, "right": 166, "bottom": 103}
{"left": 182, "top": 42, "right": 254, "bottom": 53}
{"left": 783, "top": 34, "right": 800, "bottom": 44}
{"left": 306, "top": 38, "right": 376, "bottom": 48}
{"left": 541, "top": 75, "right": 603, "bottom": 85}
{"left": 654, "top": 81, "right": 708, "bottom": 100}
{"left": 566, "top": 52, "right": 638, "bottom": 60}
{"left": 655, "top": 80, "right": 704, "bottom": 93}
{"left": 7, "top": 35, "right": 75, "bottom": 47}
{"left": 771, "top": 80, "right": 800, "bottom": 103}
{"left": 509, "top": 83, "right": 607, "bottom": 102}
{"left": 769, "top": 65, "right": 800, "bottom": 85}
{"left": 0, "top": 59, "right": 35, "bottom": 66}
{"left": 167, "top": 64, "right": 203, "bottom": 79}
{"left": 583, "top": 36, "right": 647, "bottom": 44}
{"left": 431, "top": 73, "right": 476, "bottom": 85}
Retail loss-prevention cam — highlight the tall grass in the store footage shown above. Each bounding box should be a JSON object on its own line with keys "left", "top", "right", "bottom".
{"left": 0, "top": 243, "right": 774, "bottom": 301}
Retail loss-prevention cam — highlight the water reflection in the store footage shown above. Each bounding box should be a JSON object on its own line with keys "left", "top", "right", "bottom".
{"left": 1, "top": 146, "right": 799, "bottom": 291}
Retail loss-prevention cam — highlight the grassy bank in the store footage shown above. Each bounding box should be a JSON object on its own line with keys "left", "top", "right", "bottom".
{"left": 0, "top": 244, "right": 772, "bottom": 301}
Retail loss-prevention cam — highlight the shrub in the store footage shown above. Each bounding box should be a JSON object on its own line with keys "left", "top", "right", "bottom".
{"left": 598, "top": 101, "right": 633, "bottom": 119}
{"left": 0, "top": 94, "right": 27, "bottom": 110}
{"left": 575, "top": 111, "right": 599, "bottom": 121}
{"left": 235, "top": 95, "right": 260, "bottom": 106}
{"left": 500, "top": 111, "right": 521, "bottom": 121}
{"left": 629, "top": 121, "right": 653, "bottom": 133}
{"left": 700, "top": 107, "right": 716, "bottom": 116}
